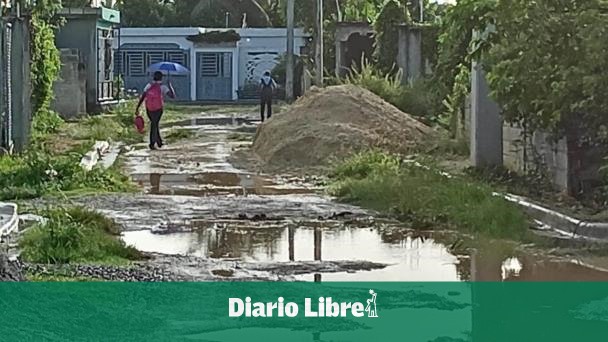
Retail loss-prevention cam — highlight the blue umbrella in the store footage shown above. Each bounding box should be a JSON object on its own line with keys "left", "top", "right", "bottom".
{"left": 147, "top": 62, "right": 190, "bottom": 75}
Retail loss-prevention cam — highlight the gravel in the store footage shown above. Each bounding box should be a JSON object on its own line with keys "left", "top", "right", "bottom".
{"left": 23, "top": 263, "right": 184, "bottom": 282}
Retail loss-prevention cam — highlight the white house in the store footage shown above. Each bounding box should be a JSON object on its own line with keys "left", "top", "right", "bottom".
{"left": 115, "top": 27, "right": 310, "bottom": 101}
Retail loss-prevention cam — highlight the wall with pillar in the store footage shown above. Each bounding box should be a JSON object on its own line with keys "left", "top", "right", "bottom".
{"left": 469, "top": 60, "right": 503, "bottom": 167}
{"left": 53, "top": 49, "right": 87, "bottom": 119}
{"left": 334, "top": 22, "right": 374, "bottom": 77}
{"left": 397, "top": 24, "right": 423, "bottom": 84}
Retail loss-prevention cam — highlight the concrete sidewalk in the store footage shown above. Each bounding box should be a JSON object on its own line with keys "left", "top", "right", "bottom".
{"left": 0, "top": 202, "right": 18, "bottom": 239}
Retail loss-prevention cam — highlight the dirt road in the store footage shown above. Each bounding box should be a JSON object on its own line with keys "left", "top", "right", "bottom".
{"left": 42, "top": 108, "right": 608, "bottom": 282}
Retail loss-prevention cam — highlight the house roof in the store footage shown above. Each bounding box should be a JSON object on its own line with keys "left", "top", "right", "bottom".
{"left": 120, "top": 27, "right": 310, "bottom": 38}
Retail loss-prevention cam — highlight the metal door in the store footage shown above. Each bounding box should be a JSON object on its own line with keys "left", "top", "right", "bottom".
{"left": 196, "top": 52, "right": 232, "bottom": 101}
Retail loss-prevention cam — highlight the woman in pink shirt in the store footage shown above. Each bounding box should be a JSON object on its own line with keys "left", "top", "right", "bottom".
{"left": 135, "top": 71, "right": 175, "bottom": 150}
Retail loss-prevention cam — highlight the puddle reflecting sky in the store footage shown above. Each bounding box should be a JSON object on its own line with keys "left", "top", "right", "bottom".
{"left": 122, "top": 227, "right": 460, "bottom": 281}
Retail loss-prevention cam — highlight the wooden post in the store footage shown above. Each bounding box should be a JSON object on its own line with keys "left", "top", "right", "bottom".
{"left": 286, "top": 0, "right": 295, "bottom": 102}
{"left": 288, "top": 226, "right": 295, "bottom": 262}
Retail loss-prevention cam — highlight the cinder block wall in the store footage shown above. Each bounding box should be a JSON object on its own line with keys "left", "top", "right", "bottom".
{"left": 52, "top": 49, "right": 87, "bottom": 119}
{"left": 503, "top": 124, "right": 569, "bottom": 191}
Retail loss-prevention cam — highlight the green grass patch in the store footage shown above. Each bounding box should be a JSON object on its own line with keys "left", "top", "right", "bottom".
{"left": 0, "top": 102, "right": 139, "bottom": 201}
{"left": 0, "top": 149, "right": 135, "bottom": 201}
{"left": 20, "top": 207, "right": 142, "bottom": 265}
{"left": 330, "top": 151, "right": 530, "bottom": 240}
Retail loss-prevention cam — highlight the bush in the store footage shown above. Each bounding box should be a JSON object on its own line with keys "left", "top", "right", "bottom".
{"left": 20, "top": 207, "right": 141, "bottom": 264}
{"left": 331, "top": 150, "right": 402, "bottom": 180}
{"left": 344, "top": 60, "right": 440, "bottom": 120}
{"left": 330, "top": 152, "right": 529, "bottom": 239}
{"left": 32, "top": 110, "right": 64, "bottom": 136}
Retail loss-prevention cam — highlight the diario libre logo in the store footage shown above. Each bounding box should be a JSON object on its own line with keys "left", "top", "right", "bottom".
{"left": 229, "top": 289, "right": 379, "bottom": 318}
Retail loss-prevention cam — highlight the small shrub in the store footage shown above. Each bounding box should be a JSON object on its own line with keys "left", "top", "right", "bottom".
{"left": 32, "top": 110, "right": 64, "bottom": 136}
{"left": 331, "top": 150, "right": 401, "bottom": 180}
{"left": 344, "top": 61, "right": 440, "bottom": 120}
{"left": 20, "top": 207, "right": 141, "bottom": 264}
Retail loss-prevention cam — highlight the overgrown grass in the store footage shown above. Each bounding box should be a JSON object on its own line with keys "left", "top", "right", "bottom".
{"left": 330, "top": 151, "right": 530, "bottom": 240}
{"left": 343, "top": 60, "right": 441, "bottom": 121}
{"left": 0, "top": 104, "right": 139, "bottom": 201}
{"left": 0, "top": 148, "right": 135, "bottom": 201}
{"left": 20, "top": 207, "right": 141, "bottom": 265}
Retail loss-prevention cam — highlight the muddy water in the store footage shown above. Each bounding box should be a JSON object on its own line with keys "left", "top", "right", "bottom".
{"left": 106, "top": 114, "right": 608, "bottom": 281}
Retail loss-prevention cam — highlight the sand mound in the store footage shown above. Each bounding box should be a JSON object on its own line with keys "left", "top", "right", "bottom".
{"left": 252, "top": 85, "right": 434, "bottom": 170}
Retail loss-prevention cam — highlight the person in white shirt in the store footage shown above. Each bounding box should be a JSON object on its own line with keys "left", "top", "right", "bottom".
{"left": 259, "top": 71, "right": 277, "bottom": 122}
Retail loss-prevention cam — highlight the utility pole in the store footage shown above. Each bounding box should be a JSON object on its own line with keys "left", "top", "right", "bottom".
{"left": 315, "top": 0, "right": 324, "bottom": 87}
{"left": 286, "top": 0, "right": 294, "bottom": 102}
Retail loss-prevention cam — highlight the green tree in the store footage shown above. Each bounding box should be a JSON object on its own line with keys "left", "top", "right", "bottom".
{"left": 116, "top": 0, "right": 175, "bottom": 27}
{"left": 486, "top": 0, "right": 608, "bottom": 139}
{"left": 373, "top": 0, "right": 409, "bottom": 73}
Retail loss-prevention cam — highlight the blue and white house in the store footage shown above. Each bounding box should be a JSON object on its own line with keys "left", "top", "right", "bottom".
{"left": 115, "top": 27, "right": 309, "bottom": 101}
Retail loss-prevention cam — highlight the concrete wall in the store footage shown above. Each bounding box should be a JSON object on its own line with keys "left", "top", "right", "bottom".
{"left": 55, "top": 18, "right": 97, "bottom": 112}
{"left": 503, "top": 124, "right": 569, "bottom": 191}
{"left": 334, "top": 22, "right": 374, "bottom": 77}
{"left": 397, "top": 24, "right": 423, "bottom": 84}
{"left": 53, "top": 49, "right": 87, "bottom": 119}
{"left": 470, "top": 60, "right": 502, "bottom": 167}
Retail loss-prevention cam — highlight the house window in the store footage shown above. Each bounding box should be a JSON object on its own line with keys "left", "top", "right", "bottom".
{"left": 200, "top": 53, "right": 219, "bottom": 77}
{"left": 146, "top": 51, "right": 165, "bottom": 67}
{"left": 166, "top": 51, "right": 187, "bottom": 66}
{"left": 126, "top": 51, "right": 145, "bottom": 76}
{"left": 121, "top": 50, "right": 188, "bottom": 77}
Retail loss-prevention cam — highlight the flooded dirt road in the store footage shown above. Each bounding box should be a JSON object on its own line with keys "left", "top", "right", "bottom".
{"left": 73, "top": 112, "right": 608, "bottom": 281}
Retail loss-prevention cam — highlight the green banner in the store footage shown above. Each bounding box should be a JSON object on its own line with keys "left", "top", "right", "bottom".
{"left": 1, "top": 282, "right": 608, "bottom": 341}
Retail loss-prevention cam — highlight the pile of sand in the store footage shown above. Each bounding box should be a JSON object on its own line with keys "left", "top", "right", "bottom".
{"left": 252, "top": 85, "right": 435, "bottom": 170}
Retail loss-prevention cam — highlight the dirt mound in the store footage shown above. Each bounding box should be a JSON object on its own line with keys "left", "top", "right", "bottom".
{"left": 252, "top": 85, "right": 435, "bottom": 171}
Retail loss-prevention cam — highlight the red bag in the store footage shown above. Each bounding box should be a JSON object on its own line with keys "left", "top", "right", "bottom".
{"left": 134, "top": 115, "right": 145, "bottom": 134}
{"left": 145, "top": 83, "right": 164, "bottom": 111}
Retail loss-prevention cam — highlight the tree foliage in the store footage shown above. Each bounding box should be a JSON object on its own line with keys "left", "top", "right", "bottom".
{"left": 373, "top": 0, "right": 408, "bottom": 73}
{"left": 486, "top": 0, "right": 608, "bottom": 140}
{"left": 27, "top": 0, "right": 62, "bottom": 117}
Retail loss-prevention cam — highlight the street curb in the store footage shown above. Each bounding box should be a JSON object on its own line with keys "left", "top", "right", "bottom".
{"left": 499, "top": 193, "right": 608, "bottom": 240}
{"left": 411, "top": 160, "right": 608, "bottom": 241}
{"left": 0, "top": 202, "right": 18, "bottom": 238}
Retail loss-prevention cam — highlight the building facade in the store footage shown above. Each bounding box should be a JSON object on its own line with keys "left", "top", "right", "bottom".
{"left": 55, "top": 6, "right": 120, "bottom": 114}
{"left": 116, "top": 27, "right": 310, "bottom": 101}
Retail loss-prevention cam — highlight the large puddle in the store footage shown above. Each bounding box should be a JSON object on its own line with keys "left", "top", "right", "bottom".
{"left": 122, "top": 224, "right": 608, "bottom": 282}
{"left": 131, "top": 172, "right": 317, "bottom": 196}
{"left": 123, "top": 226, "right": 460, "bottom": 281}
{"left": 113, "top": 114, "right": 608, "bottom": 282}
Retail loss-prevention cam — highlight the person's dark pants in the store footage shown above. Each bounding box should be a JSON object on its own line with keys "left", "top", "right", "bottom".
{"left": 147, "top": 109, "right": 163, "bottom": 148}
{"left": 260, "top": 92, "right": 273, "bottom": 122}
